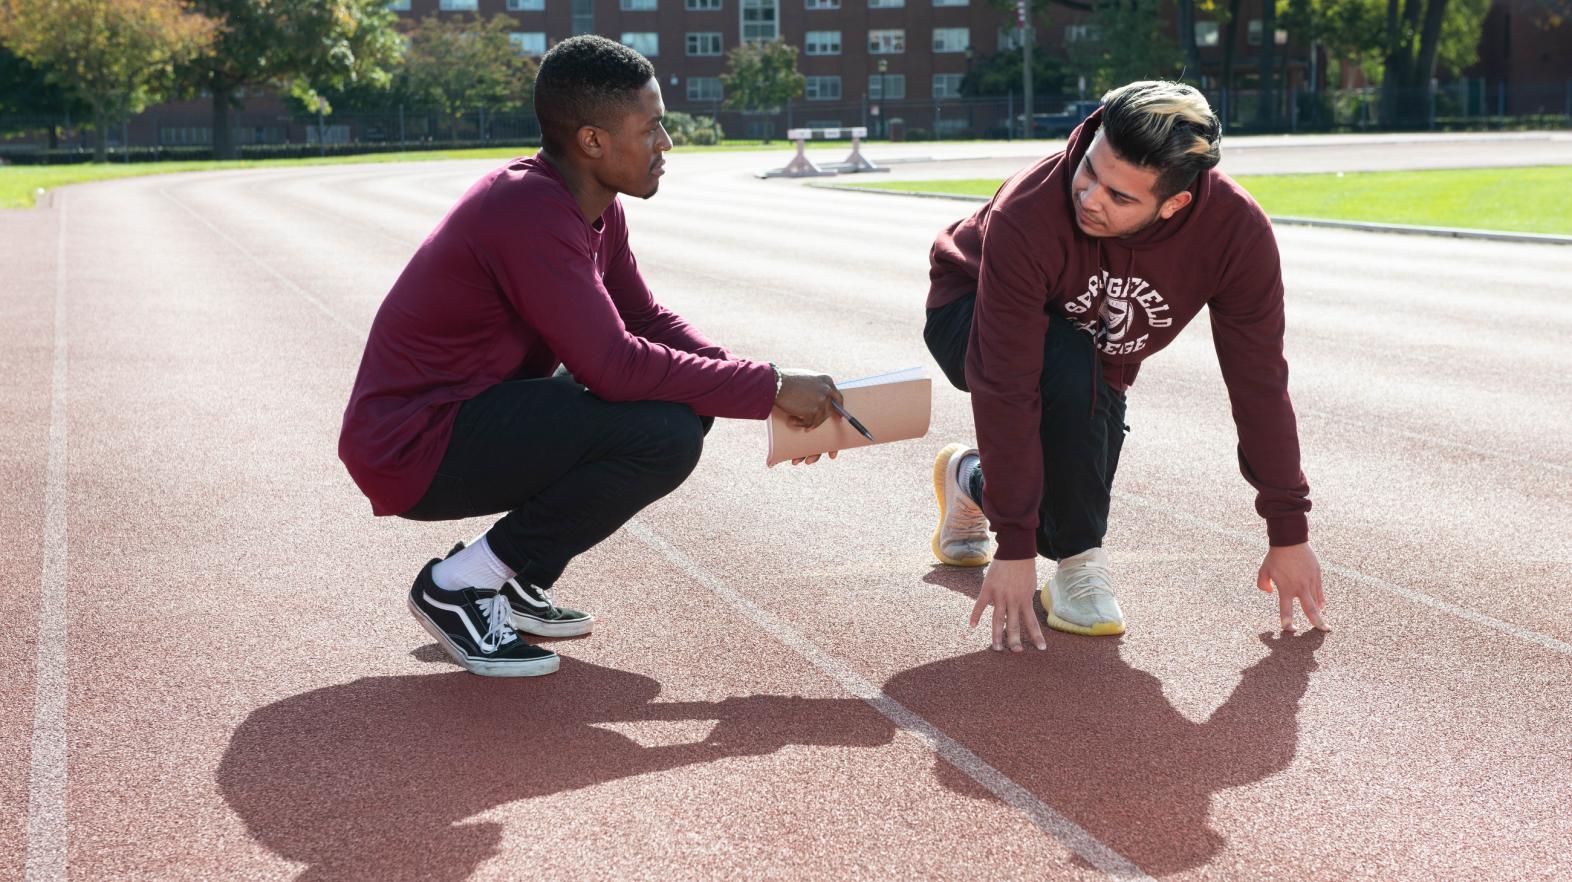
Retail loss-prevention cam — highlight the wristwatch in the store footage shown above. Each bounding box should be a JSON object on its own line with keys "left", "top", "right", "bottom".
{"left": 769, "top": 362, "right": 783, "bottom": 399}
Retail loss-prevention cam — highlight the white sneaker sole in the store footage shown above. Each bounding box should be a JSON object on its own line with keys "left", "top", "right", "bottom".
{"left": 512, "top": 612, "right": 595, "bottom": 638}
{"left": 931, "top": 442, "right": 992, "bottom": 567}
{"left": 407, "top": 595, "right": 561, "bottom": 677}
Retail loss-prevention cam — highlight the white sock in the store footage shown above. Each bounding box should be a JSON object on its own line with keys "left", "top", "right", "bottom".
{"left": 431, "top": 533, "right": 515, "bottom": 592}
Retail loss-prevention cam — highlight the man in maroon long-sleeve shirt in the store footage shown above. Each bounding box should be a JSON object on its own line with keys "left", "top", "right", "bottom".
{"left": 340, "top": 36, "right": 842, "bottom": 677}
{"left": 924, "top": 81, "right": 1330, "bottom": 652}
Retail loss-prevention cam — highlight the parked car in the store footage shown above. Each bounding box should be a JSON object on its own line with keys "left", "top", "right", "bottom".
{"left": 1017, "top": 100, "right": 1104, "bottom": 137}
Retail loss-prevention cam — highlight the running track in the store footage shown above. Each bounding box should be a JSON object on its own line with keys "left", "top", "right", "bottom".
{"left": 3, "top": 135, "right": 1570, "bottom": 880}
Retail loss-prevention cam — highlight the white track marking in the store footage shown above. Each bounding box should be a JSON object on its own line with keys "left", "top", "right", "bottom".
{"left": 626, "top": 521, "right": 1156, "bottom": 881}
{"left": 27, "top": 195, "right": 70, "bottom": 882}
{"left": 1112, "top": 491, "right": 1572, "bottom": 657}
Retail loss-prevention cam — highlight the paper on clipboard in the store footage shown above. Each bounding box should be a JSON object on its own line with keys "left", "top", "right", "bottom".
{"left": 766, "top": 367, "right": 932, "bottom": 467}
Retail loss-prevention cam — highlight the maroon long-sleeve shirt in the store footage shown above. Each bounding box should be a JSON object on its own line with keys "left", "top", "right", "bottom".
{"left": 929, "top": 110, "right": 1311, "bottom": 559}
{"left": 340, "top": 155, "right": 776, "bottom": 516}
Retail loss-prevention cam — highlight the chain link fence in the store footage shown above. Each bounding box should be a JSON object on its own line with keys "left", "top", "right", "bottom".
{"left": 4, "top": 81, "right": 1569, "bottom": 163}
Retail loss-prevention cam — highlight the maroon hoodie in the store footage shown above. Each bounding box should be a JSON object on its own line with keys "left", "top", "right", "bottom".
{"left": 340, "top": 155, "right": 776, "bottom": 516}
{"left": 929, "top": 110, "right": 1310, "bottom": 560}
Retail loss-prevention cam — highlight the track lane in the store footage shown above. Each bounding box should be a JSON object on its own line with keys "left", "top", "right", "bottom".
{"left": 9, "top": 144, "right": 1570, "bottom": 880}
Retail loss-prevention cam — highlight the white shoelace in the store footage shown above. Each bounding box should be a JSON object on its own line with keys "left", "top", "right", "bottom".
{"left": 1059, "top": 563, "right": 1114, "bottom": 603}
{"left": 478, "top": 593, "right": 520, "bottom": 652}
{"left": 948, "top": 494, "right": 990, "bottom": 541}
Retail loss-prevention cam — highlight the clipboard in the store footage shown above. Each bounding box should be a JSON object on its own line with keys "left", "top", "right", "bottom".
{"left": 766, "top": 367, "right": 932, "bottom": 467}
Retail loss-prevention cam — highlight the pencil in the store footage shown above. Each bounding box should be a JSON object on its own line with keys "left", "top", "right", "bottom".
{"left": 830, "top": 399, "right": 876, "bottom": 442}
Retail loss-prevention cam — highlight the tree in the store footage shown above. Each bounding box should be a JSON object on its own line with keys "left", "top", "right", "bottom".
{"left": 960, "top": 47, "right": 1069, "bottom": 96}
{"left": 1274, "top": 0, "right": 1488, "bottom": 126}
{"left": 1066, "top": 0, "right": 1185, "bottom": 92}
{"left": 401, "top": 14, "right": 536, "bottom": 138}
{"left": 0, "top": 0, "right": 215, "bottom": 161}
{"left": 719, "top": 39, "right": 804, "bottom": 119}
{"left": 180, "top": 0, "right": 402, "bottom": 159}
{"left": 0, "top": 44, "right": 92, "bottom": 146}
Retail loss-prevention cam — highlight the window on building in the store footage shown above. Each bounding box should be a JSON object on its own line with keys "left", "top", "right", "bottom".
{"left": 686, "top": 32, "right": 724, "bottom": 55}
{"left": 741, "top": 0, "right": 780, "bottom": 40}
{"left": 621, "top": 0, "right": 657, "bottom": 9}
{"left": 869, "top": 0, "right": 904, "bottom": 7}
{"left": 805, "top": 0, "right": 840, "bottom": 7}
{"left": 687, "top": 0, "right": 722, "bottom": 8}
{"left": 932, "top": 27, "right": 969, "bottom": 52}
{"left": 804, "top": 75, "right": 842, "bottom": 100}
{"left": 1064, "top": 23, "right": 1097, "bottom": 42}
{"left": 1194, "top": 21, "right": 1219, "bottom": 47}
{"left": 506, "top": 0, "right": 544, "bottom": 9}
{"left": 804, "top": 30, "right": 842, "bottom": 54}
{"left": 932, "top": 73, "right": 964, "bottom": 99}
{"left": 1247, "top": 20, "right": 1288, "bottom": 45}
{"left": 388, "top": 0, "right": 410, "bottom": 9}
{"left": 438, "top": 0, "right": 477, "bottom": 9}
{"left": 621, "top": 32, "right": 659, "bottom": 55}
{"left": 571, "top": 0, "right": 594, "bottom": 34}
{"left": 933, "top": 0, "right": 968, "bottom": 6}
{"left": 997, "top": 26, "right": 1022, "bottom": 50}
{"left": 688, "top": 76, "right": 724, "bottom": 101}
{"left": 509, "top": 32, "right": 547, "bottom": 54}
{"left": 867, "top": 73, "right": 905, "bottom": 99}
{"left": 868, "top": 28, "right": 905, "bottom": 53}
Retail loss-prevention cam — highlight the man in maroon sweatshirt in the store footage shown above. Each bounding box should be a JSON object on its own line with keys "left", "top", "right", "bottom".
{"left": 924, "top": 81, "right": 1329, "bottom": 653}
{"left": 339, "top": 36, "right": 842, "bottom": 677}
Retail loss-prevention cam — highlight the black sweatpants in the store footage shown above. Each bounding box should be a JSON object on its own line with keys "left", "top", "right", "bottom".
{"left": 924, "top": 292, "right": 1128, "bottom": 561}
{"left": 401, "top": 373, "right": 710, "bottom": 588}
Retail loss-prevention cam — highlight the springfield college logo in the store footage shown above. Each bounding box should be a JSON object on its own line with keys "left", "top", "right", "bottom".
{"left": 1065, "top": 271, "right": 1173, "bottom": 356}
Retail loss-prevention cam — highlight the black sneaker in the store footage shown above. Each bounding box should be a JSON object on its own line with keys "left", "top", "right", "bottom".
{"left": 447, "top": 542, "right": 595, "bottom": 638}
{"left": 407, "top": 559, "right": 559, "bottom": 677}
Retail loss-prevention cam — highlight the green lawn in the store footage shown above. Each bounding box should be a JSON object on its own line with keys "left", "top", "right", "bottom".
{"left": 836, "top": 166, "right": 1572, "bottom": 236}
{"left": 0, "top": 140, "right": 798, "bottom": 209}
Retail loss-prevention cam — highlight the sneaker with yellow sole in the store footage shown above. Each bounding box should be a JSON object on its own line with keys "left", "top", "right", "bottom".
{"left": 1040, "top": 547, "right": 1126, "bottom": 636}
{"left": 931, "top": 443, "right": 992, "bottom": 567}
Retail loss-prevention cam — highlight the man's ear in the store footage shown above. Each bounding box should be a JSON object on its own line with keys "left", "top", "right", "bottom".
{"left": 1157, "top": 188, "right": 1193, "bottom": 220}
{"left": 575, "top": 125, "right": 606, "bottom": 160}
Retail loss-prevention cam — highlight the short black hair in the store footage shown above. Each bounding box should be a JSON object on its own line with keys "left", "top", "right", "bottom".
{"left": 534, "top": 35, "right": 655, "bottom": 155}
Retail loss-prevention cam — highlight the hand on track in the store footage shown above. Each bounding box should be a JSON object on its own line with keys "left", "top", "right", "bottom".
{"left": 1258, "top": 542, "right": 1330, "bottom": 632}
{"left": 969, "top": 558, "right": 1047, "bottom": 652}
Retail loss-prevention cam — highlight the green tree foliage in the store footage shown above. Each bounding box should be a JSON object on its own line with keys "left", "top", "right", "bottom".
{"left": 1072, "top": 0, "right": 1186, "bottom": 92}
{"left": 961, "top": 47, "right": 1069, "bottom": 96}
{"left": 180, "top": 0, "right": 403, "bottom": 159}
{"left": 401, "top": 14, "right": 536, "bottom": 136}
{"left": 0, "top": 0, "right": 216, "bottom": 160}
{"left": 661, "top": 110, "right": 723, "bottom": 146}
{"left": 0, "top": 44, "right": 93, "bottom": 144}
{"left": 1276, "top": 0, "right": 1489, "bottom": 125}
{"left": 719, "top": 39, "right": 804, "bottom": 115}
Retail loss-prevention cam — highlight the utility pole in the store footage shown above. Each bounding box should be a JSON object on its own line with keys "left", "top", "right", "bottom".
{"left": 1018, "top": 0, "right": 1033, "bottom": 138}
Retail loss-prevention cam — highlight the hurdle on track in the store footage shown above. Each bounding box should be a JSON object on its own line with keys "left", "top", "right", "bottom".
{"left": 759, "top": 127, "right": 889, "bottom": 179}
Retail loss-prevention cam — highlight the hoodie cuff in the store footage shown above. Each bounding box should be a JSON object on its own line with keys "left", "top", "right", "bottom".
{"left": 1266, "top": 514, "right": 1309, "bottom": 547}
{"left": 994, "top": 528, "right": 1037, "bottom": 561}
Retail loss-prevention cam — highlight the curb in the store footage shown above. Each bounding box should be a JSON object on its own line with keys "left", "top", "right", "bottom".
{"left": 809, "top": 183, "right": 1572, "bottom": 246}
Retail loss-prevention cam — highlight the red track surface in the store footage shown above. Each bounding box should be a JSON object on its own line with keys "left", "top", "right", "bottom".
{"left": 3, "top": 138, "right": 1570, "bottom": 881}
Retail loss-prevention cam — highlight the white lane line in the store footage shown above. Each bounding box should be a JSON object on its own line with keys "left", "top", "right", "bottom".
{"left": 159, "top": 186, "right": 363, "bottom": 337}
{"left": 1112, "top": 491, "right": 1572, "bottom": 657}
{"left": 27, "top": 195, "right": 70, "bottom": 882}
{"left": 625, "top": 521, "right": 1155, "bottom": 882}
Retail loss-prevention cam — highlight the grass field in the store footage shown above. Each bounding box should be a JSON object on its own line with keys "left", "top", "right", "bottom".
{"left": 0, "top": 141, "right": 799, "bottom": 209}
{"left": 835, "top": 166, "right": 1572, "bottom": 235}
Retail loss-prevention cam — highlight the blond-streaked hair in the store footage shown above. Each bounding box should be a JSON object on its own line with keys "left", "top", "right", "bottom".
{"left": 1099, "top": 80, "right": 1222, "bottom": 199}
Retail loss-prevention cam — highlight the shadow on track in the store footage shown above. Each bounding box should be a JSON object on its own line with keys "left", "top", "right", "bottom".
{"left": 883, "top": 629, "right": 1325, "bottom": 876}
{"left": 217, "top": 655, "right": 896, "bottom": 881}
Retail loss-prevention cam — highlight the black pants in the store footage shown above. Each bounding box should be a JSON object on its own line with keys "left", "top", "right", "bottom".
{"left": 401, "top": 374, "right": 709, "bottom": 588}
{"left": 924, "top": 292, "right": 1128, "bottom": 561}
